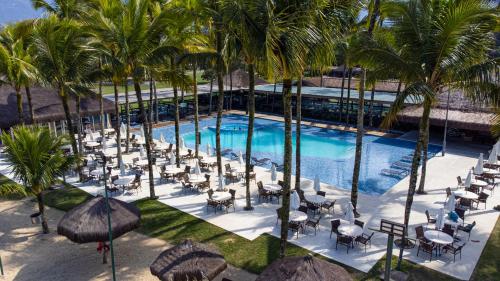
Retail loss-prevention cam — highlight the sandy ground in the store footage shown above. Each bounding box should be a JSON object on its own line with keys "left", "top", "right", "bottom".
{"left": 0, "top": 199, "right": 257, "bottom": 281}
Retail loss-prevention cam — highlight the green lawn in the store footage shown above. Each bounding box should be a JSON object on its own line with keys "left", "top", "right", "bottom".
{"left": 2, "top": 177, "right": 498, "bottom": 280}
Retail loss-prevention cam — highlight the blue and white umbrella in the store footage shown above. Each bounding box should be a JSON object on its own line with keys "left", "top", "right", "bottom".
{"left": 270, "top": 164, "right": 277, "bottom": 183}
{"left": 488, "top": 146, "right": 497, "bottom": 165}
{"left": 206, "top": 143, "right": 212, "bottom": 157}
{"left": 464, "top": 170, "right": 472, "bottom": 188}
{"left": 314, "top": 175, "right": 320, "bottom": 192}
{"left": 120, "top": 160, "right": 126, "bottom": 176}
{"left": 178, "top": 137, "right": 186, "bottom": 150}
{"left": 218, "top": 176, "right": 225, "bottom": 191}
{"left": 343, "top": 202, "right": 355, "bottom": 224}
{"left": 445, "top": 193, "right": 456, "bottom": 212}
{"left": 140, "top": 125, "right": 145, "bottom": 138}
{"left": 120, "top": 122, "right": 126, "bottom": 135}
{"left": 169, "top": 151, "right": 175, "bottom": 165}
{"left": 238, "top": 151, "right": 244, "bottom": 166}
{"left": 290, "top": 191, "right": 301, "bottom": 210}
{"left": 194, "top": 159, "right": 201, "bottom": 176}
{"left": 435, "top": 208, "right": 446, "bottom": 230}
{"left": 102, "top": 139, "right": 107, "bottom": 151}
{"left": 160, "top": 133, "right": 166, "bottom": 143}
{"left": 474, "top": 153, "right": 484, "bottom": 175}
{"left": 140, "top": 145, "right": 145, "bottom": 158}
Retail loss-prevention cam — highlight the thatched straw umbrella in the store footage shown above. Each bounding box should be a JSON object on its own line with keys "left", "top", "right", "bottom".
{"left": 256, "top": 255, "right": 352, "bottom": 281}
{"left": 57, "top": 196, "right": 140, "bottom": 263}
{"left": 150, "top": 240, "right": 227, "bottom": 281}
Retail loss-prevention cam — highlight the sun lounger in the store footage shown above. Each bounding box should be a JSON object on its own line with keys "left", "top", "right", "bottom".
{"left": 381, "top": 169, "right": 409, "bottom": 178}
{"left": 252, "top": 157, "right": 271, "bottom": 166}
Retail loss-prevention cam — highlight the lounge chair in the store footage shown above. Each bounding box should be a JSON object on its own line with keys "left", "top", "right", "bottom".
{"left": 271, "top": 162, "right": 284, "bottom": 172}
{"left": 252, "top": 157, "right": 271, "bottom": 166}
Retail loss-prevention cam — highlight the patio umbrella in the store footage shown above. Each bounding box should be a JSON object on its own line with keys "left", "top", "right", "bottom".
{"left": 106, "top": 117, "right": 112, "bottom": 129}
{"left": 140, "top": 124, "right": 145, "bottom": 138}
{"left": 495, "top": 140, "right": 500, "bottom": 156}
{"left": 179, "top": 136, "right": 186, "bottom": 150}
{"left": 218, "top": 176, "right": 225, "bottom": 191}
{"left": 169, "top": 151, "right": 176, "bottom": 166}
{"left": 159, "top": 133, "right": 166, "bottom": 143}
{"left": 150, "top": 239, "right": 227, "bottom": 281}
{"left": 314, "top": 175, "right": 320, "bottom": 192}
{"left": 120, "top": 160, "right": 126, "bottom": 176}
{"left": 140, "top": 145, "right": 145, "bottom": 158}
{"left": 255, "top": 255, "right": 352, "bottom": 281}
{"left": 445, "top": 193, "right": 456, "bottom": 212}
{"left": 464, "top": 171, "right": 472, "bottom": 188}
{"left": 290, "top": 191, "right": 301, "bottom": 210}
{"left": 102, "top": 139, "right": 107, "bottom": 152}
{"left": 343, "top": 202, "right": 355, "bottom": 224}
{"left": 57, "top": 196, "right": 140, "bottom": 263}
{"left": 474, "top": 153, "right": 484, "bottom": 175}
{"left": 435, "top": 208, "right": 445, "bottom": 230}
{"left": 238, "top": 150, "right": 244, "bottom": 166}
{"left": 120, "top": 123, "right": 126, "bottom": 135}
{"left": 206, "top": 143, "right": 212, "bottom": 157}
{"left": 194, "top": 160, "right": 202, "bottom": 176}
{"left": 488, "top": 146, "right": 497, "bottom": 164}
{"left": 270, "top": 164, "right": 277, "bottom": 183}
{"left": 89, "top": 130, "right": 95, "bottom": 141}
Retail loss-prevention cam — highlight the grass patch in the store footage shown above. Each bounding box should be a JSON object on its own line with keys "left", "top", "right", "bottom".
{"left": 2, "top": 176, "right": 497, "bottom": 280}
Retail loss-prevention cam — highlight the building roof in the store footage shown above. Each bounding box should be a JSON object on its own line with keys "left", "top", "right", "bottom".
{"left": 0, "top": 85, "right": 115, "bottom": 128}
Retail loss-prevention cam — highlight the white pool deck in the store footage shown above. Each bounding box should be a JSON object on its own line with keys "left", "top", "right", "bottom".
{"left": 0, "top": 134, "right": 498, "bottom": 280}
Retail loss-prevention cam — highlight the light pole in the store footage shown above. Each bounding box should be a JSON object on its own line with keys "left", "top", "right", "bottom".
{"left": 442, "top": 87, "right": 451, "bottom": 156}
{"left": 102, "top": 156, "right": 117, "bottom": 281}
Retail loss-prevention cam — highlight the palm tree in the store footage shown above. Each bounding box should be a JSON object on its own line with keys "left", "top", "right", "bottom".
{"left": 0, "top": 22, "right": 37, "bottom": 124}
{"left": 221, "top": 0, "right": 268, "bottom": 211}
{"left": 350, "top": 0, "right": 381, "bottom": 217}
{"left": 0, "top": 126, "right": 76, "bottom": 233}
{"left": 202, "top": 67, "right": 216, "bottom": 115}
{"left": 358, "top": 0, "right": 497, "bottom": 253}
{"left": 31, "top": 0, "right": 93, "bottom": 19}
{"left": 31, "top": 15, "right": 96, "bottom": 179}
{"left": 263, "top": 0, "right": 334, "bottom": 258}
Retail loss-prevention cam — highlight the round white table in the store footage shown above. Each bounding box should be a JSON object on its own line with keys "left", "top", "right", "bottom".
{"left": 200, "top": 157, "right": 217, "bottom": 163}
{"left": 154, "top": 144, "right": 170, "bottom": 151}
{"left": 90, "top": 169, "right": 104, "bottom": 176}
{"left": 165, "top": 167, "right": 183, "bottom": 174}
{"left": 471, "top": 179, "right": 488, "bottom": 187}
{"left": 189, "top": 175, "right": 206, "bottom": 184}
{"left": 104, "top": 128, "right": 115, "bottom": 134}
{"left": 424, "top": 230, "right": 453, "bottom": 245}
{"left": 338, "top": 224, "right": 363, "bottom": 237}
{"left": 212, "top": 193, "right": 232, "bottom": 201}
{"left": 113, "top": 175, "right": 135, "bottom": 186}
{"left": 263, "top": 184, "right": 282, "bottom": 192}
{"left": 136, "top": 160, "right": 149, "bottom": 167}
{"left": 86, "top": 141, "right": 100, "bottom": 148}
{"left": 454, "top": 190, "right": 479, "bottom": 200}
{"left": 289, "top": 210, "right": 308, "bottom": 222}
{"left": 305, "top": 195, "right": 327, "bottom": 205}
{"left": 483, "top": 168, "right": 499, "bottom": 175}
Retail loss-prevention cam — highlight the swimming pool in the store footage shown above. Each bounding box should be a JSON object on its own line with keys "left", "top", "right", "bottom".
{"left": 153, "top": 115, "right": 441, "bottom": 196}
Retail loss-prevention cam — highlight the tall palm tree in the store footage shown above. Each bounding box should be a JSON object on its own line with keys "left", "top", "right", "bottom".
{"left": 264, "top": 0, "right": 333, "bottom": 258}
{"left": 221, "top": 0, "right": 268, "bottom": 211}
{"left": 0, "top": 23, "right": 37, "bottom": 124}
{"left": 0, "top": 126, "right": 76, "bottom": 233}
{"left": 31, "top": 15, "right": 96, "bottom": 179}
{"left": 350, "top": 0, "right": 381, "bottom": 217}
{"left": 359, "top": 0, "right": 497, "bottom": 247}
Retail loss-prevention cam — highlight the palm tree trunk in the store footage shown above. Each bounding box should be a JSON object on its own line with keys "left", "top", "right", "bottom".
{"left": 208, "top": 79, "right": 213, "bottom": 116}
{"left": 125, "top": 83, "right": 131, "bottom": 153}
{"left": 193, "top": 64, "right": 199, "bottom": 158}
{"left": 369, "top": 86, "right": 375, "bottom": 127}
{"left": 396, "top": 79, "right": 402, "bottom": 97}
{"left": 99, "top": 79, "right": 105, "bottom": 139}
{"left": 215, "top": 24, "right": 225, "bottom": 177}
{"left": 15, "top": 86, "right": 24, "bottom": 124}
{"left": 244, "top": 63, "right": 255, "bottom": 211}
{"left": 113, "top": 82, "right": 123, "bottom": 164}
{"left": 59, "top": 88, "right": 82, "bottom": 180}
{"left": 171, "top": 58, "right": 181, "bottom": 167}
{"left": 279, "top": 78, "right": 293, "bottom": 258}
{"left": 417, "top": 117, "right": 430, "bottom": 194}
{"left": 36, "top": 192, "right": 49, "bottom": 234}
{"left": 133, "top": 81, "right": 156, "bottom": 199}
{"left": 76, "top": 95, "right": 83, "bottom": 155}
{"left": 345, "top": 68, "right": 352, "bottom": 125}
{"left": 229, "top": 70, "right": 233, "bottom": 111}
{"left": 339, "top": 67, "right": 346, "bottom": 122}
{"left": 295, "top": 76, "right": 303, "bottom": 193}
{"left": 25, "top": 86, "right": 35, "bottom": 123}
{"left": 319, "top": 68, "right": 324, "bottom": 87}
{"left": 154, "top": 80, "right": 159, "bottom": 123}
{"left": 149, "top": 75, "right": 154, "bottom": 142}
{"left": 350, "top": 69, "right": 367, "bottom": 217}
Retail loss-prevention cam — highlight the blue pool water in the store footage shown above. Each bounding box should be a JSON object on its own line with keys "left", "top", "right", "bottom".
{"left": 153, "top": 115, "right": 441, "bottom": 196}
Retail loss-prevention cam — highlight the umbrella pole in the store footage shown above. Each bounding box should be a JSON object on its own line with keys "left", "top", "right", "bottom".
{"left": 102, "top": 157, "right": 117, "bottom": 281}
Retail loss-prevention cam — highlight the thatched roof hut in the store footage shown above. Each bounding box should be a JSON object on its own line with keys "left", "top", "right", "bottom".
{"left": 220, "top": 69, "right": 268, "bottom": 89}
{"left": 57, "top": 196, "right": 140, "bottom": 243}
{"left": 150, "top": 240, "right": 227, "bottom": 281}
{"left": 255, "top": 255, "right": 352, "bottom": 281}
{"left": 0, "top": 85, "right": 115, "bottom": 129}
